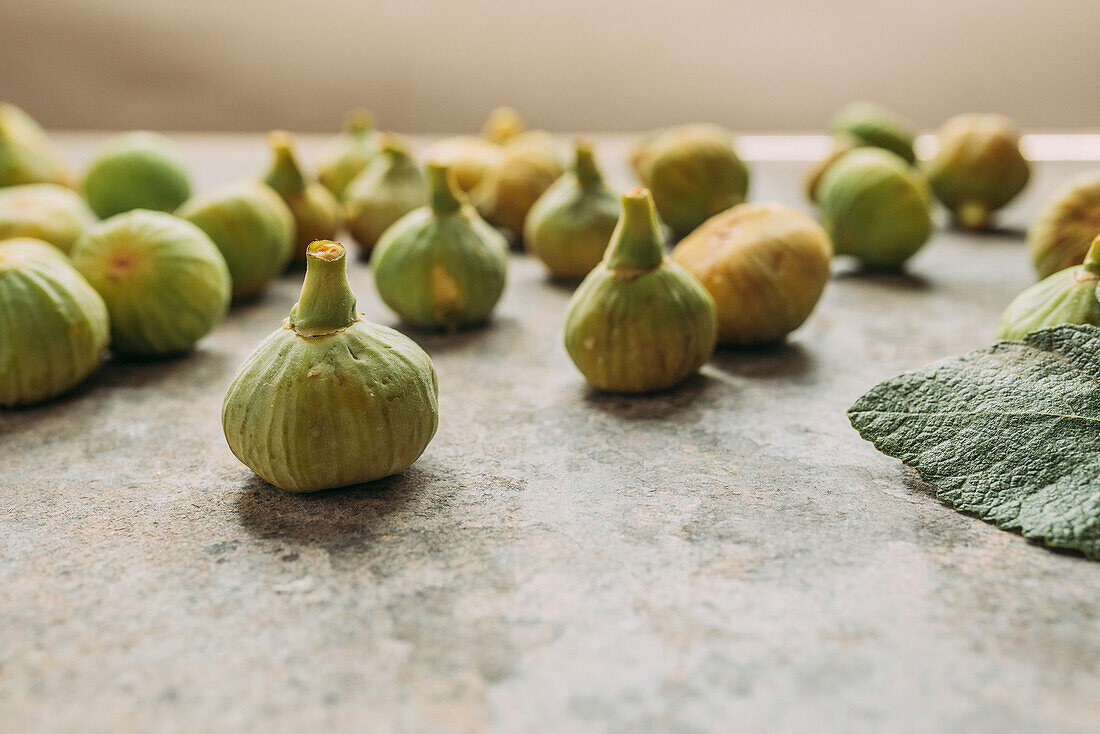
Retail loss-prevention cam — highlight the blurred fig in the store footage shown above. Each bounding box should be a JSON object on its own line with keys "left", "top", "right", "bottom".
{"left": 83, "top": 132, "right": 191, "bottom": 219}
{"left": 829, "top": 101, "right": 917, "bottom": 165}
{"left": 0, "top": 103, "right": 70, "bottom": 188}
{"left": 263, "top": 131, "right": 342, "bottom": 268}
{"left": 997, "top": 236, "right": 1100, "bottom": 340}
{"left": 316, "top": 110, "right": 379, "bottom": 199}
{"left": 344, "top": 135, "right": 426, "bottom": 255}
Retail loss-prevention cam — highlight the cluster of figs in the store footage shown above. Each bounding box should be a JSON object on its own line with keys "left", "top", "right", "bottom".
{"left": 4, "top": 102, "right": 1100, "bottom": 493}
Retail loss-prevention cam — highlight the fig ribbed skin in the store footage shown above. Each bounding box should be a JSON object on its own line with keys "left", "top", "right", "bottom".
{"left": 672, "top": 203, "right": 832, "bottom": 345}
{"left": 71, "top": 210, "right": 231, "bottom": 357}
{"left": 344, "top": 139, "right": 426, "bottom": 255}
{"left": 222, "top": 240, "right": 439, "bottom": 492}
{"left": 829, "top": 101, "right": 917, "bottom": 165}
{"left": 524, "top": 141, "right": 619, "bottom": 281}
{"left": 0, "top": 238, "right": 109, "bottom": 406}
{"left": 817, "top": 147, "right": 933, "bottom": 269}
{"left": 0, "top": 103, "right": 71, "bottom": 188}
{"left": 924, "top": 113, "right": 1030, "bottom": 231}
{"left": 82, "top": 132, "right": 192, "bottom": 219}
{"left": 177, "top": 181, "right": 295, "bottom": 300}
{"left": 0, "top": 183, "right": 96, "bottom": 253}
{"left": 995, "top": 264, "right": 1100, "bottom": 341}
{"left": 1027, "top": 172, "right": 1100, "bottom": 279}
{"left": 373, "top": 164, "right": 508, "bottom": 331}
{"left": 630, "top": 124, "right": 750, "bottom": 238}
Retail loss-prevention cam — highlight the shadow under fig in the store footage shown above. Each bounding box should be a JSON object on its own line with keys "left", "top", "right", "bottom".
{"left": 234, "top": 468, "right": 423, "bottom": 550}
{"left": 397, "top": 315, "right": 523, "bottom": 353}
{"left": 709, "top": 341, "right": 816, "bottom": 381}
{"left": 582, "top": 371, "right": 717, "bottom": 420}
{"left": 831, "top": 265, "right": 932, "bottom": 291}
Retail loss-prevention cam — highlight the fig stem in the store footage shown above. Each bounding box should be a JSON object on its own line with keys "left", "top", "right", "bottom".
{"left": 1083, "top": 236, "right": 1100, "bottom": 275}
{"left": 264, "top": 131, "right": 306, "bottom": 196}
{"left": 573, "top": 140, "right": 603, "bottom": 187}
{"left": 957, "top": 201, "right": 990, "bottom": 231}
{"left": 345, "top": 110, "right": 375, "bottom": 136}
{"left": 289, "top": 241, "right": 358, "bottom": 335}
{"left": 426, "top": 161, "right": 463, "bottom": 215}
{"left": 605, "top": 188, "right": 664, "bottom": 276}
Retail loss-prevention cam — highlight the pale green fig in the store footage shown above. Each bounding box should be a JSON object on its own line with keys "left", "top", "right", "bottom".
{"left": 672, "top": 202, "right": 832, "bottom": 345}
{"left": 473, "top": 137, "right": 563, "bottom": 236}
{"left": 316, "top": 110, "right": 379, "bottom": 199}
{"left": 83, "top": 132, "right": 192, "bottom": 219}
{"left": 0, "top": 238, "right": 108, "bottom": 405}
{"left": 71, "top": 210, "right": 230, "bottom": 356}
{"left": 372, "top": 162, "right": 508, "bottom": 331}
{"left": 1027, "top": 171, "right": 1100, "bottom": 279}
{"left": 829, "top": 101, "right": 917, "bottom": 165}
{"left": 564, "top": 188, "right": 717, "bottom": 393}
{"left": 816, "top": 148, "right": 933, "bottom": 269}
{"left": 344, "top": 136, "right": 426, "bottom": 255}
{"left": 523, "top": 140, "right": 619, "bottom": 280}
{"left": 222, "top": 240, "right": 439, "bottom": 492}
{"left": 0, "top": 183, "right": 96, "bottom": 253}
{"left": 924, "top": 113, "right": 1030, "bottom": 230}
{"left": 177, "top": 181, "right": 295, "bottom": 300}
{"left": 996, "top": 237, "right": 1100, "bottom": 340}
{"left": 0, "top": 103, "right": 70, "bottom": 188}
{"left": 804, "top": 134, "right": 864, "bottom": 203}
{"left": 482, "top": 106, "right": 525, "bottom": 146}
{"left": 263, "top": 131, "right": 342, "bottom": 268}
{"left": 422, "top": 136, "right": 504, "bottom": 193}
{"left": 630, "top": 124, "right": 750, "bottom": 238}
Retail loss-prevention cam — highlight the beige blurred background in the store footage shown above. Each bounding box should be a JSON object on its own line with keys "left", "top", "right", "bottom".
{"left": 2, "top": 0, "right": 1098, "bottom": 134}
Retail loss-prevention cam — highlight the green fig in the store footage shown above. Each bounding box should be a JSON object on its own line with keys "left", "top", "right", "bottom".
{"left": 829, "top": 101, "right": 917, "bottom": 165}
{"left": 473, "top": 138, "right": 563, "bottom": 236}
{"left": 83, "top": 132, "right": 192, "bottom": 219}
{"left": 924, "top": 113, "right": 1030, "bottom": 231}
{"left": 630, "top": 124, "right": 750, "bottom": 238}
{"left": 523, "top": 140, "right": 619, "bottom": 280}
{"left": 804, "top": 134, "right": 864, "bottom": 204}
{"left": 316, "top": 110, "right": 379, "bottom": 199}
{"left": 0, "top": 183, "right": 96, "bottom": 253}
{"left": 222, "top": 240, "right": 439, "bottom": 492}
{"left": 0, "top": 103, "right": 70, "bottom": 188}
{"left": 1027, "top": 171, "right": 1100, "bottom": 279}
{"left": 0, "top": 238, "right": 109, "bottom": 405}
{"left": 372, "top": 162, "right": 508, "bottom": 331}
{"left": 344, "top": 136, "right": 427, "bottom": 255}
{"left": 71, "top": 210, "right": 231, "bottom": 356}
{"left": 263, "top": 131, "right": 342, "bottom": 268}
{"left": 177, "top": 181, "right": 295, "bottom": 300}
{"left": 564, "top": 188, "right": 717, "bottom": 393}
{"left": 672, "top": 203, "right": 832, "bottom": 345}
{"left": 996, "top": 237, "right": 1100, "bottom": 340}
{"left": 816, "top": 147, "right": 933, "bottom": 269}
{"left": 421, "top": 136, "right": 503, "bottom": 193}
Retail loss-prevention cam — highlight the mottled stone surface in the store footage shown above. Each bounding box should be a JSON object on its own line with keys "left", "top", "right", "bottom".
{"left": 2, "top": 136, "right": 1099, "bottom": 734}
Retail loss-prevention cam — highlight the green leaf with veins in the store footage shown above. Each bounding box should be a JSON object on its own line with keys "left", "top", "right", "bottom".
{"left": 848, "top": 324, "right": 1100, "bottom": 559}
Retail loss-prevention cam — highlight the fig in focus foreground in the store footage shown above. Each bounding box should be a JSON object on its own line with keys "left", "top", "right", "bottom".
{"left": 344, "top": 135, "right": 427, "bottom": 255}
{"left": 672, "top": 203, "right": 832, "bottom": 345}
{"left": 524, "top": 140, "right": 619, "bottom": 281}
{"left": 82, "top": 132, "right": 192, "bottom": 219}
{"left": 630, "top": 124, "right": 750, "bottom": 238}
{"left": 71, "top": 210, "right": 231, "bottom": 357}
{"left": 0, "top": 103, "right": 70, "bottom": 188}
{"left": 316, "top": 110, "right": 380, "bottom": 199}
{"left": 262, "top": 131, "right": 342, "bottom": 268}
{"left": 829, "top": 101, "right": 917, "bottom": 165}
{"left": 564, "top": 188, "right": 717, "bottom": 393}
{"left": 0, "top": 183, "right": 96, "bottom": 253}
{"left": 372, "top": 162, "right": 508, "bottom": 331}
{"left": 996, "top": 236, "right": 1100, "bottom": 341}
{"left": 222, "top": 240, "right": 439, "bottom": 492}
{"left": 1027, "top": 171, "right": 1100, "bottom": 279}
{"left": 177, "top": 181, "right": 295, "bottom": 300}
{"left": 0, "top": 238, "right": 109, "bottom": 406}
{"left": 924, "top": 113, "right": 1030, "bottom": 231}
{"left": 816, "top": 147, "right": 933, "bottom": 269}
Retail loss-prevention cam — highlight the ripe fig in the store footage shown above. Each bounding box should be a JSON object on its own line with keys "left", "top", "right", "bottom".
{"left": 829, "top": 101, "right": 917, "bottom": 165}
{"left": 316, "top": 110, "right": 379, "bottom": 199}
{"left": 262, "top": 131, "right": 342, "bottom": 268}
{"left": 71, "top": 210, "right": 231, "bottom": 356}
{"left": 0, "top": 103, "right": 70, "bottom": 188}
{"left": 0, "top": 238, "right": 109, "bottom": 405}
{"left": 473, "top": 134, "right": 563, "bottom": 237}
{"left": 563, "top": 188, "right": 717, "bottom": 393}
{"left": 422, "top": 136, "right": 503, "bottom": 193}
{"left": 524, "top": 140, "right": 619, "bottom": 280}
{"left": 0, "top": 183, "right": 96, "bottom": 253}
{"left": 996, "top": 237, "right": 1100, "bottom": 340}
{"left": 1027, "top": 171, "right": 1100, "bottom": 278}
{"left": 82, "top": 132, "right": 192, "bottom": 219}
{"left": 344, "top": 136, "right": 426, "bottom": 255}
{"left": 372, "top": 162, "right": 508, "bottom": 331}
{"left": 222, "top": 240, "right": 439, "bottom": 492}
{"left": 672, "top": 203, "right": 832, "bottom": 345}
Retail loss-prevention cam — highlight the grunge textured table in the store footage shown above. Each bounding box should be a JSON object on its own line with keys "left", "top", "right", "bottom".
{"left": 4, "top": 135, "right": 1099, "bottom": 734}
